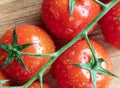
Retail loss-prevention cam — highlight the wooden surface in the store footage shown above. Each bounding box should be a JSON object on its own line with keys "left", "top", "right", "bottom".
{"left": 0, "top": 0, "right": 120, "bottom": 88}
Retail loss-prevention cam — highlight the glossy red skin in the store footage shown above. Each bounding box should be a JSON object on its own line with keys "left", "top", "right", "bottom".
{"left": 53, "top": 39, "right": 112, "bottom": 88}
{"left": 99, "top": 0, "right": 111, "bottom": 3}
{"left": 29, "top": 82, "right": 50, "bottom": 88}
{"left": 0, "top": 72, "right": 9, "bottom": 86}
{"left": 0, "top": 24, "right": 55, "bottom": 81}
{"left": 42, "top": 0, "right": 101, "bottom": 40}
{"left": 100, "top": 2, "right": 120, "bottom": 49}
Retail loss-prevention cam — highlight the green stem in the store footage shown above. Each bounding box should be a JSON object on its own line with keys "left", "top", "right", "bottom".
{"left": 53, "top": 0, "right": 120, "bottom": 56}
{"left": 69, "top": 0, "right": 76, "bottom": 16}
{"left": 22, "top": 0, "right": 119, "bottom": 87}
{"left": 94, "top": 0, "right": 107, "bottom": 7}
{"left": 39, "top": 73, "right": 43, "bottom": 88}
{"left": 1, "top": 0, "right": 118, "bottom": 88}
{"left": 116, "top": 18, "right": 120, "bottom": 21}
{"left": 84, "top": 0, "right": 119, "bottom": 33}
{"left": 23, "top": 56, "right": 59, "bottom": 87}
{"left": 84, "top": 34, "right": 98, "bottom": 64}
{"left": 84, "top": 34, "right": 96, "bottom": 57}
{"left": 20, "top": 52, "right": 56, "bottom": 57}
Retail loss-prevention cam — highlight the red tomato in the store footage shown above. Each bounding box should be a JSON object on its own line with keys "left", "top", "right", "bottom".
{"left": 99, "top": 0, "right": 111, "bottom": 3}
{"left": 0, "top": 24, "right": 55, "bottom": 81}
{"left": 53, "top": 39, "right": 112, "bottom": 88}
{"left": 0, "top": 72, "right": 9, "bottom": 86}
{"left": 100, "top": 2, "right": 120, "bottom": 49}
{"left": 41, "top": 0, "right": 101, "bottom": 40}
{"left": 29, "top": 82, "right": 50, "bottom": 88}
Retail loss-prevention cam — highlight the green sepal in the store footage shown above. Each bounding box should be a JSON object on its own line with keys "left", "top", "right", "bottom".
{"left": 69, "top": 0, "right": 76, "bottom": 16}
{"left": 12, "top": 26, "right": 18, "bottom": 47}
{"left": 95, "top": 58, "right": 117, "bottom": 78}
{"left": 12, "top": 25, "right": 33, "bottom": 51}
{"left": 74, "top": 56, "right": 118, "bottom": 88}
{"left": 39, "top": 73, "right": 43, "bottom": 88}
{"left": 96, "top": 66, "right": 118, "bottom": 78}
{"left": 91, "top": 70, "right": 97, "bottom": 88}
{"left": 16, "top": 55, "right": 30, "bottom": 73}
{"left": 1, "top": 53, "right": 14, "bottom": 71}
{"left": 74, "top": 63, "right": 92, "bottom": 70}
{"left": 0, "top": 26, "right": 33, "bottom": 72}
{"left": 74, "top": 62, "right": 97, "bottom": 88}
{"left": 115, "top": 18, "right": 120, "bottom": 21}
{"left": 89, "top": 57, "right": 97, "bottom": 67}
{"left": 0, "top": 44, "right": 10, "bottom": 52}
{"left": 17, "top": 43, "right": 34, "bottom": 51}
{"left": 0, "top": 80, "right": 9, "bottom": 84}
{"left": 98, "top": 58, "right": 105, "bottom": 64}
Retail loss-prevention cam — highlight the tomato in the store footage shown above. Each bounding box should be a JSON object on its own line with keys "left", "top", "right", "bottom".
{"left": 29, "top": 82, "right": 50, "bottom": 88}
{"left": 52, "top": 39, "right": 112, "bottom": 88}
{"left": 0, "top": 24, "right": 55, "bottom": 81}
{"left": 99, "top": 0, "right": 111, "bottom": 3}
{"left": 0, "top": 72, "right": 9, "bottom": 86}
{"left": 99, "top": 2, "right": 120, "bottom": 49}
{"left": 41, "top": 0, "right": 101, "bottom": 40}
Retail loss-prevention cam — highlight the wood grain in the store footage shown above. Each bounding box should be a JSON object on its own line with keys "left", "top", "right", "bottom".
{"left": 0, "top": 0, "right": 16, "bottom": 5}
{"left": 0, "top": 0, "right": 120, "bottom": 88}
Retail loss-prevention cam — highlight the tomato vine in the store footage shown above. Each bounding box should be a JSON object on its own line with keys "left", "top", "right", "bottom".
{"left": 116, "top": 18, "right": 120, "bottom": 21}
{"left": 0, "top": 0, "right": 119, "bottom": 88}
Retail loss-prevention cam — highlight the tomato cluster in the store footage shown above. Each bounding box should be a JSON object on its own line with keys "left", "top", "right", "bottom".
{"left": 0, "top": 0, "right": 119, "bottom": 88}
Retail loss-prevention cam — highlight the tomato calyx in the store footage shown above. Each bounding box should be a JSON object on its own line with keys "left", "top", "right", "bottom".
{"left": 0, "top": 80, "right": 9, "bottom": 85}
{"left": 73, "top": 34, "right": 117, "bottom": 88}
{"left": 74, "top": 56, "right": 117, "bottom": 88}
{"left": 69, "top": 0, "right": 76, "bottom": 16}
{"left": 0, "top": 26, "right": 33, "bottom": 72}
{"left": 115, "top": 18, "right": 120, "bottom": 21}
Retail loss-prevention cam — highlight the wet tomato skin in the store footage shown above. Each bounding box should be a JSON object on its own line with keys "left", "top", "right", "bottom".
{"left": 99, "top": 0, "right": 111, "bottom": 4}
{"left": 53, "top": 39, "right": 112, "bottom": 88}
{"left": 29, "top": 82, "right": 50, "bottom": 88}
{"left": 0, "top": 24, "right": 55, "bottom": 81}
{"left": 0, "top": 72, "right": 9, "bottom": 86}
{"left": 42, "top": 0, "right": 101, "bottom": 40}
{"left": 100, "top": 2, "right": 120, "bottom": 49}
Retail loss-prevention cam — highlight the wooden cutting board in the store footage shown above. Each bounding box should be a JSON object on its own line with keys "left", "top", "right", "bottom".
{"left": 0, "top": 0, "right": 120, "bottom": 88}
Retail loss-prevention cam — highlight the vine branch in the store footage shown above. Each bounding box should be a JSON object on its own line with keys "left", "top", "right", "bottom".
{"left": 0, "top": 0, "right": 119, "bottom": 88}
